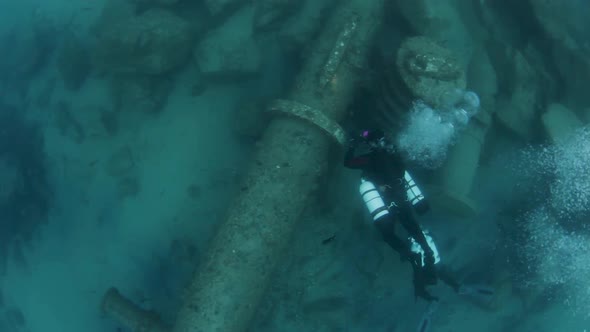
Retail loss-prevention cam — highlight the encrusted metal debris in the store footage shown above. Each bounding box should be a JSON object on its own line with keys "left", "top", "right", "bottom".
{"left": 268, "top": 99, "right": 347, "bottom": 146}
{"left": 318, "top": 13, "right": 359, "bottom": 89}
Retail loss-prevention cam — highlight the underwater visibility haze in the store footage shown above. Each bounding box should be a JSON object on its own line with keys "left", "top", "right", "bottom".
{"left": 1, "top": 0, "right": 590, "bottom": 331}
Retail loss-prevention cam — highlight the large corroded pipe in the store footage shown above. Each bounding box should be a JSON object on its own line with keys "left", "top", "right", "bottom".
{"left": 173, "top": 1, "right": 384, "bottom": 332}
{"left": 541, "top": 103, "right": 583, "bottom": 143}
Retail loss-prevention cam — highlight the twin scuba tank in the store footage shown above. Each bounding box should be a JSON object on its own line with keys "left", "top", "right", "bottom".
{"left": 359, "top": 171, "right": 426, "bottom": 222}
{"left": 359, "top": 172, "right": 439, "bottom": 267}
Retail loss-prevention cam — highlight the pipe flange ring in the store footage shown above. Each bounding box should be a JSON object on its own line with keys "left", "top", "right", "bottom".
{"left": 268, "top": 99, "right": 347, "bottom": 146}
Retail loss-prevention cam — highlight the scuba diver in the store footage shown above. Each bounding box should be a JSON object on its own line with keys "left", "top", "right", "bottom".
{"left": 344, "top": 129, "right": 461, "bottom": 302}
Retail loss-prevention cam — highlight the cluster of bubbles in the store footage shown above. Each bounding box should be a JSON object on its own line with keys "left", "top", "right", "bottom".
{"left": 549, "top": 127, "right": 590, "bottom": 219}
{"left": 519, "top": 126, "right": 590, "bottom": 315}
{"left": 523, "top": 207, "right": 589, "bottom": 284}
{"left": 396, "top": 101, "right": 455, "bottom": 168}
{"left": 521, "top": 206, "right": 590, "bottom": 315}
{"left": 519, "top": 127, "right": 590, "bottom": 220}
{"left": 396, "top": 89, "right": 480, "bottom": 169}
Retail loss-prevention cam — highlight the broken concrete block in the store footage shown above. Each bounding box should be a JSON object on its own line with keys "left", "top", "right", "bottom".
{"left": 193, "top": 6, "right": 262, "bottom": 80}
{"left": 205, "top": 0, "right": 246, "bottom": 16}
{"left": 253, "top": 0, "right": 302, "bottom": 32}
{"left": 495, "top": 51, "right": 539, "bottom": 140}
{"left": 542, "top": 103, "right": 583, "bottom": 143}
{"left": 94, "top": 9, "right": 194, "bottom": 75}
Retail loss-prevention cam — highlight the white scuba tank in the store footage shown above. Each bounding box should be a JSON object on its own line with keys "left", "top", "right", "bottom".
{"left": 404, "top": 171, "right": 426, "bottom": 207}
{"left": 410, "top": 231, "right": 441, "bottom": 267}
{"left": 359, "top": 179, "right": 390, "bottom": 221}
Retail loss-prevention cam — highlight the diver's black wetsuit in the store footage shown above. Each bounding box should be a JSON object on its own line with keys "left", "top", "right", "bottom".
{"left": 344, "top": 143, "right": 433, "bottom": 261}
{"left": 344, "top": 140, "right": 460, "bottom": 301}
